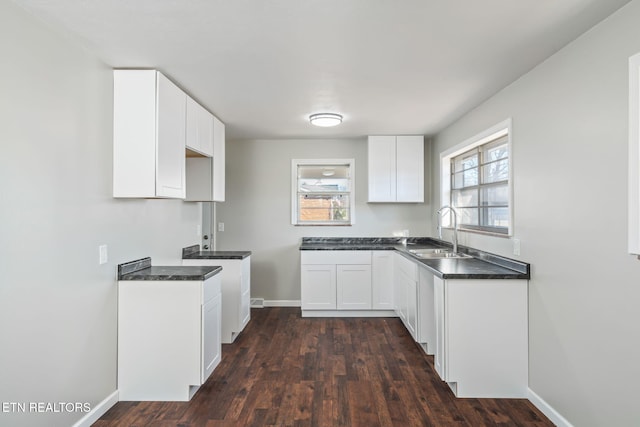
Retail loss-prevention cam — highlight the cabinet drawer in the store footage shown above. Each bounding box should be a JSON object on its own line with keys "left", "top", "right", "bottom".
{"left": 301, "top": 250, "right": 371, "bottom": 265}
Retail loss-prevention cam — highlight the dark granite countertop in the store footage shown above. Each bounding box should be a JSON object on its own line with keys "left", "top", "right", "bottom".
{"left": 300, "top": 237, "right": 530, "bottom": 280}
{"left": 118, "top": 257, "right": 223, "bottom": 281}
{"left": 182, "top": 245, "right": 252, "bottom": 260}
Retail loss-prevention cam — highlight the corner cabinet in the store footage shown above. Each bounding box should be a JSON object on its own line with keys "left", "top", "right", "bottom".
{"left": 113, "top": 70, "right": 187, "bottom": 198}
{"left": 367, "top": 135, "right": 424, "bottom": 203}
{"left": 117, "top": 275, "right": 222, "bottom": 401}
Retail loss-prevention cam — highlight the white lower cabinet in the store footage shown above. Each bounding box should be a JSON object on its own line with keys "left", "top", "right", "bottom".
{"left": 337, "top": 264, "right": 372, "bottom": 309}
{"left": 301, "top": 250, "right": 395, "bottom": 316}
{"left": 434, "top": 276, "right": 529, "bottom": 398}
{"left": 418, "top": 265, "right": 436, "bottom": 355}
{"left": 301, "top": 264, "right": 337, "bottom": 310}
{"left": 117, "top": 275, "right": 222, "bottom": 401}
{"left": 394, "top": 253, "right": 419, "bottom": 340}
{"left": 372, "top": 251, "right": 394, "bottom": 309}
{"left": 183, "top": 257, "right": 251, "bottom": 343}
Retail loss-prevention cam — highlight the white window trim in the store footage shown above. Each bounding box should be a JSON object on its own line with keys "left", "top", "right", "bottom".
{"left": 291, "top": 158, "right": 356, "bottom": 226}
{"left": 440, "top": 118, "right": 513, "bottom": 237}
{"left": 629, "top": 53, "right": 640, "bottom": 255}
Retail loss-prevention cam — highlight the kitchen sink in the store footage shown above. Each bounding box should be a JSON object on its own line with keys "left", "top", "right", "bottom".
{"left": 408, "top": 248, "right": 450, "bottom": 255}
{"left": 415, "top": 252, "right": 472, "bottom": 259}
{"left": 408, "top": 248, "right": 471, "bottom": 259}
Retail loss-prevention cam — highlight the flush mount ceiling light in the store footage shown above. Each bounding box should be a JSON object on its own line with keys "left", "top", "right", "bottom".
{"left": 309, "top": 113, "right": 343, "bottom": 127}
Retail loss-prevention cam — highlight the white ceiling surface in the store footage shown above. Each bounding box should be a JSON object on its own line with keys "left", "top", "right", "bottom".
{"left": 13, "top": 0, "right": 630, "bottom": 140}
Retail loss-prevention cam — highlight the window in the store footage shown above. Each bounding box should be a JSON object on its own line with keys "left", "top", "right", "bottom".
{"left": 441, "top": 120, "right": 512, "bottom": 236}
{"left": 291, "top": 159, "right": 355, "bottom": 225}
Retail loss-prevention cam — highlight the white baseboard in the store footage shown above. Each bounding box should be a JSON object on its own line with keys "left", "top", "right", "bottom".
{"left": 72, "top": 390, "right": 118, "bottom": 427}
{"left": 264, "top": 300, "right": 301, "bottom": 307}
{"left": 528, "top": 388, "right": 573, "bottom": 427}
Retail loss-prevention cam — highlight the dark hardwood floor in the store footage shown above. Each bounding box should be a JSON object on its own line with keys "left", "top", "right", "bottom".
{"left": 95, "top": 307, "right": 553, "bottom": 426}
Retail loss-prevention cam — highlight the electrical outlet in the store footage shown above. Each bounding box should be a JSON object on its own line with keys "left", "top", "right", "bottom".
{"left": 99, "top": 245, "right": 108, "bottom": 265}
{"left": 513, "top": 239, "right": 521, "bottom": 256}
{"left": 218, "top": 222, "right": 225, "bottom": 232}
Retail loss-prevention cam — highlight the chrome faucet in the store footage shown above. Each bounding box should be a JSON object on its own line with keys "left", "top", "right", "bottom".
{"left": 437, "top": 205, "right": 459, "bottom": 253}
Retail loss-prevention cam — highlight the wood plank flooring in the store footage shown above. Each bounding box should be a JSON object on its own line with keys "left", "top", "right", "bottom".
{"left": 95, "top": 307, "right": 553, "bottom": 427}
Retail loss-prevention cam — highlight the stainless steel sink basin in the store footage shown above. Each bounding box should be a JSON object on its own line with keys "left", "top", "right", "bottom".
{"left": 408, "top": 248, "right": 449, "bottom": 255}
{"left": 416, "top": 252, "right": 471, "bottom": 259}
{"left": 409, "top": 248, "right": 471, "bottom": 259}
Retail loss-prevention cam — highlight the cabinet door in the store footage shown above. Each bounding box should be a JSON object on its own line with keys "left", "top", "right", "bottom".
{"left": 372, "top": 251, "right": 394, "bottom": 309}
{"left": 301, "top": 264, "right": 336, "bottom": 310}
{"left": 418, "top": 266, "right": 436, "bottom": 354}
{"left": 202, "top": 292, "right": 221, "bottom": 383}
{"left": 198, "top": 105, "right": 214, "bottom": 157}
{"left": 368, "top": 136, "right": 397, "bottom": 202}
{"left": 406, "top": 277, "right": 418, "bottom": 340}
{"left": 396, "top": 272, "right": 408, "bottom": 322}
{"left": 239, "top": 257, "right": 251, "bottom": 328}
{"left": 186, "top": 97, "right": 214, "bottom": 157}
{"left": 212, "top": 116, "right": 225, "bottom": 201}
{"left": 396, "top": 135, "right": 424, "bottom": 202}
{"left": 434, "top": 276, "right": 446, "bottom": 381}
{"left": 337, "top": 264, "right": 372, "bottom": 310}
{"left": 156, "top": 72, "right": 186, "bottom": 198}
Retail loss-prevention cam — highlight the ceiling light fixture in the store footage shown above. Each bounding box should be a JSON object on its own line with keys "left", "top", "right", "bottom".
{"left": 309, "top": 113, "right": 343, "bottom": 127}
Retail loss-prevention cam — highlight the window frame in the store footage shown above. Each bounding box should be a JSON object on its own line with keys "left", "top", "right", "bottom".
{"left": 440, "top": 119, "right": 513, "bottom": 237}
{"left": 291, "top": 158, "right": 355, "bottom": 226}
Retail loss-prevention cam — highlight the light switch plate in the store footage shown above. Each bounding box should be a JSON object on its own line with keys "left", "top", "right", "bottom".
{"left": 99, "top": 244, "right": 108, "bottom": 265}
{"left": 218, "top": 222, "right": 225, "bottom": 232}
{"left": 513, "top": 239, "right": 521, "bottom": 256}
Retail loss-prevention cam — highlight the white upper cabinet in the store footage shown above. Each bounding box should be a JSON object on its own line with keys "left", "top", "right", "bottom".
{"left": 213, "top": 115, "right": 225, "bottom": 202}
{"left": 367, "top": 135, "right": 424, "bottom": 203}
{"left": 186, "top": 96, "right": 214, "bottom": 157}
{"left": 113, "top": 70, "right": 186, "bottom": 198}
{"left": 185, "top": 116, "right": 225, "bottom": 202}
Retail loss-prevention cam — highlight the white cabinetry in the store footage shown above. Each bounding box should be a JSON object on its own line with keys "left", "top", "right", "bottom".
{"left": 113, "top": 70, "right": 187, "bottom": 198}
{"left": 394, "top": 253, "right": 418, "bottom": 340}
{"left": 367, "top": 135, "right": 424, "bottom": 202}
{"left": 434, "top": 276, "right": 528, "bottom": 398}
{"left": 183, "top": 257, "right": 251, "bottom": 343}
{"left": 337, "top": 264, "right": 372, "bottom": 309}
{"left": 186, "top": 96, "right": 214, "bottom": 157}
{"left": 301, "top": 250, "right": 396, "bottom": 317}
{"left": 185, "top": 116, "right": 226, "bottom": 201}
{"left": 301, "top": 264, "right": 337, "bottom": 310}
{"left": 418, "top": 265, "right": 436, "bottom": 355}
{"left": 117, "top": 274, "right": 222, "bottom": 401}
{"left": 372, "top": 251, "right": 394, "bottom": 309}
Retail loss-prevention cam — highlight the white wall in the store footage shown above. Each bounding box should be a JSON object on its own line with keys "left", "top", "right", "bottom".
{"left": 431, "top": 2, "right": 640, "bottom": 426}
{"left": 0, "top": 2, "right": 202, "bottom": 426}
{"left": 217, "top": 138, "right": 431, "bottom": 302}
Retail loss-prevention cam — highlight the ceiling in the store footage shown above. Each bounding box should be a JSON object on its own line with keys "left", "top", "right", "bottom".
{"left": 13, "top": 0, "right": 631, "bottom": 140}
